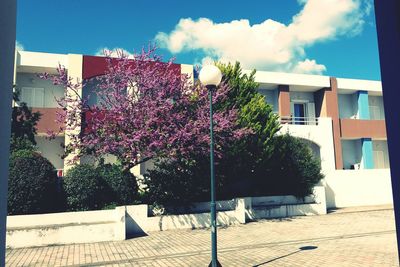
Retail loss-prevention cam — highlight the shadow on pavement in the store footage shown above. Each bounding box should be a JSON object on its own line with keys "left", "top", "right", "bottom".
{"left": 253, "top": 245, "right": 318, "bottom": 266}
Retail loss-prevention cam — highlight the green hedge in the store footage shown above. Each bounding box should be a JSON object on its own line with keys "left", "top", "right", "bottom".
{"left": 143, "top": 134, "right": 324, "bottom": 207}
{"left": 97, "top": 163, "right": 138, "bottom": 205}
{"left": 257, "top": 134, "right": 324, "bottom": 198}
{"left": 63, "top": 163, "right": 138, "bottom": 211}
{"left": 8, "top": 150, "right": 58, "bottom": 215}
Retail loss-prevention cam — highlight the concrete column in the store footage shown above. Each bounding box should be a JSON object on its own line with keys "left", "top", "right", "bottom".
{"left": 114, "top": 206, "right": 126, "bottom": 240}
{"left": 0, "top": 0, "right": 16, "bottom": 264}
{"left": 12, "top": 50, "right": 18, "bottom": 108}
{"left": 181, "top": 64, "right": 194, "bottom": 86}
{"left": 357, "top": 90, "right": 370, "bottom": 119}
{"left": 64, "top": 54, "right": 83, "bottom": 172}
{"left": 362, "top": 138, "right": 374, "bottom": 169}
{"left": 235, "top": 198, "right": 246, "bottom": 224}
{"left": 278, "top": 84, "right": 290, "bottom": 117}
{"left": 315, "top": 78, "right": 343, "bottom": 170}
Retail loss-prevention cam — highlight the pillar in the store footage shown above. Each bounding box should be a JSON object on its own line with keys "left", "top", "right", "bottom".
{"left": 357, "top": 90, "right": 370, "bottom": 119}
{"left": 362, "top": 138, "right": 374, "bottom": 169}
{"left": 64, "top": 54, "right": 83, "bottom": 172}
{"left": 314, "top": 78, "right": 343, "bottom": 170}
{"left": 278, "top": 84, "right": 290, "bottom": 118}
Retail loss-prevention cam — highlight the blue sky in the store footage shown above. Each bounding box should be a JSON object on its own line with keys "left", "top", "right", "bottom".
{"left": 16, "top": 0, "right": 380, "bottom": 80}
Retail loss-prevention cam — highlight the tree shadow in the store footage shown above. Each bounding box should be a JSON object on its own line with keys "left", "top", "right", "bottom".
{"left": 253, "top": 245, "right": 318, "bottom": 266}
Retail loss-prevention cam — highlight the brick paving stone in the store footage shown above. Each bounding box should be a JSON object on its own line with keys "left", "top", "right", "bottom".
{"left": 5, "top": 209, "right": 399, "bottom": 267}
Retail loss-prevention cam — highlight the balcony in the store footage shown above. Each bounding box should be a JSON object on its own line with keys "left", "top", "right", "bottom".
{"left": 278, "top": 117, "right": 336, "bottom": 172}
{"left": 280, "top": 116, "right": 319, "bottom": 126}
{"left": 339, "top": 119, "right": 386, "bottom": 139}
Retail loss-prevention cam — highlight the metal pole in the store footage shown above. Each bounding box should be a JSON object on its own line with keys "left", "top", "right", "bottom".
{"left": 0, "top": 0, "right": 16, "bottom": 264}
{"left": 208, "top": 85, "right": 221, "bottom": 267}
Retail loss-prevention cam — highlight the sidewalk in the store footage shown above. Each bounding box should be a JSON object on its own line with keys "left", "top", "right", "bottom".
{"left": 6, "top": 207, "right": 399, "bottom": 267}
{"left": 327, "top": 204, "right": 394, "bottom": 214}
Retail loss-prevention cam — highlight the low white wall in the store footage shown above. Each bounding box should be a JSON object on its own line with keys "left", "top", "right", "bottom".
{"left": 245, "top": 186, "right": 326, "bottom": 220}
{"left": 125, "top": 199, "right": 245, "bottom": 235}
{"left": 7, "top": 188, "right": 327, "bottom": 248}
{"left": 126, "top": 187, "right": 326, "bottom": 236}
{"left": 6, "top": 207, "right": 125, "bottom": 248}
{"left": 323, "top": 169, "right": 393, "bottom": 208}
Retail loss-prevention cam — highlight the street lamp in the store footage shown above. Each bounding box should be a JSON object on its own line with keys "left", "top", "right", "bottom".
{"left": 199, "top": 65, "right": 223, "bottom": 267}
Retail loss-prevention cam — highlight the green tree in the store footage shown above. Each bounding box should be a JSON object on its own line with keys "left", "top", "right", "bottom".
{"left": 213, "top": 62, "right": 281, "bottom": 196}
{"left": 11, "top": 88, "right": 41, "bottom": 146}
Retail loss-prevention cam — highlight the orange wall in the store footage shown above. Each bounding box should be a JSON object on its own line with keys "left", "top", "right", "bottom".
{"left": 32, "top": 108, "right": 64, "bottom": 134}
{"left": 340, "top": 119, "right": 387, "bottom": 139}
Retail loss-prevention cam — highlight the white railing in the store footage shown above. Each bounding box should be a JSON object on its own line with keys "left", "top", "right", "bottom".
{"left": 280, "top": 116, "right": 319, "bottom": 125}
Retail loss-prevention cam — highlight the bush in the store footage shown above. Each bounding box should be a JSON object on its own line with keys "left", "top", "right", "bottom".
{"left": 63, "top": 163, "right": 139, "bottom": 211}
{"left": 143, "top": 157, "right": 211, "bottom": 207}
{"left": 97, "top": 163, "right": 138, "bottom": 205}
{"left": 260, "top": 134, "right": 324, "bottom": 198}
{"left": 10, "top": 136, "right": 36, "bottom": 153}
{"left": 8, "top": 150, "right": 58, "bottom": 215}
{"left": 144, "top": 134, "right": 324, "bottom": 207}
{"left": 63, "top": 164, "right": 107, "bottom": 211}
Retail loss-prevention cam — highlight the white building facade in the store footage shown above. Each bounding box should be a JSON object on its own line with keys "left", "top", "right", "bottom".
{"left": 14, "top": 50, "right": 393, "bottom": 209}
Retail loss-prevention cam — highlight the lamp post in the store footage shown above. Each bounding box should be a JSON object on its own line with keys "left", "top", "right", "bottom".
{"left": 199, "top": 65, "right": 223, "bottom": 267}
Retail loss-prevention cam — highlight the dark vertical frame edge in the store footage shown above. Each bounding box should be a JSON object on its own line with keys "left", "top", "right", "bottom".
{"left": 374, "top": 0, "right": 400, "bottom": 260}
{"left": 0, "top": 0, "right": 16, "bottom": 265}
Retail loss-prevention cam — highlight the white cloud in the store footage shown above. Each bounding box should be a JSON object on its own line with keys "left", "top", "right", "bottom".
{"left": 155, "top": 0, "right": 372, "bottom": 74}
{"left": 293, "top": 59, "right": 327, "bottom": 74}
{"left": 95, "top": 47, "right": 134, "bottom": 59}
{"left": 16, "top": 41, "right": 24, "bottom": 51}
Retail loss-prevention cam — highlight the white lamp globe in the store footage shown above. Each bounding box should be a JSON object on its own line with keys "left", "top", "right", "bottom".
{"left": 199, "top": 65, "right": 222, "bottom": 87}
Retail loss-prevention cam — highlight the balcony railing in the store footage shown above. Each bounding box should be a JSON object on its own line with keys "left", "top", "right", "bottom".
{"left": 280, "top": 116, "right": 319, "bottom": 125}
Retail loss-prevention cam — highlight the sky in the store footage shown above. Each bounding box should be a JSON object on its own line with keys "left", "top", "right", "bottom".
{"left": 16, "top": 0, "right": 381, "bottom": 80}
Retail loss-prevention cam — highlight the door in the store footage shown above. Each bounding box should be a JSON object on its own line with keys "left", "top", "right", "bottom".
{"left": 294, "top": 103, "right": 306, "bottom": 125}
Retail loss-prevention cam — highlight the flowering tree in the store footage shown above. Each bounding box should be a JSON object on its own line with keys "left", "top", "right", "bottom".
{"left": 41, "top": 46, "right": 248, "bottom": 171}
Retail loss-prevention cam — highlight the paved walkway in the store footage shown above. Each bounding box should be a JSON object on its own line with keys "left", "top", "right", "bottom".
{"left": 6, "top": 207, "right": 399, "bottom": 267}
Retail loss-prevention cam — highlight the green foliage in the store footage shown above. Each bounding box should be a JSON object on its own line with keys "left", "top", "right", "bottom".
{"left": 11, "top": 88, "right": 41, "bottom": 145}
{"left": 97, "top": 162, "right": 138, "bottom": 205}
{"left": 10, "top": 137, "right": 36, "bottom": 153}
{"left": 63, "top": 163, "right": 139, "bottom": 211}
{"left": 263, "top": 134, "right": 324, "bottom": 198}
{"left": 215, "top": 61, "right": 281, "bottom": 141}
{"left": 8, "top": 150, "right": 58, "bottom": 215}
{"left": 143, "top": 157, "right": 211, "bottom": 207}
{"left": 215, "top": 62, "right": 260, "bottom": 111}
{"left": 63, "top": 164, "right": 108, "bottom": 211}
{"left": 215, "top": 61, "right": 281, "bottom": 173}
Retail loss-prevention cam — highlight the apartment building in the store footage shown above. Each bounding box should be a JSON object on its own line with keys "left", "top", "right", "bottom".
{"left": 13, "top": 50, "right": 393, "bottom": 209}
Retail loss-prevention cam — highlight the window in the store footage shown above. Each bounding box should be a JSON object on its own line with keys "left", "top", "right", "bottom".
{"left": 373, "top": 150, "right": 385, "bottom": 169}
{"left": 20, "top": 87, "right": 44, "bottom": 107}
{"left": 369, "top": 105, "right": 381, "bottom": 120}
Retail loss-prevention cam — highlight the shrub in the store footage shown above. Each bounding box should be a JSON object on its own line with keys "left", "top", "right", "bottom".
{"left": 143, "top": 157, "right": 211, "bottom": 207}
{"left": 8, "top": 150, "right": 58, "bottom": 215}
{"left": 97, "top": 163, "right": 138, "bottom": 205}
{"left": 143, "top": 134, "right": 324, "bottom": 207}
{"left": 63, "top": 163, "right": 139, "bottom": 211}
{"left": 63, "top": 164, "right": 108, "bottom": 211}
{"left": 10, "top": 136, "right": 36, "bottom": 153}
{"left": 260, "top": 134, "right": 324, "bottom": 198}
